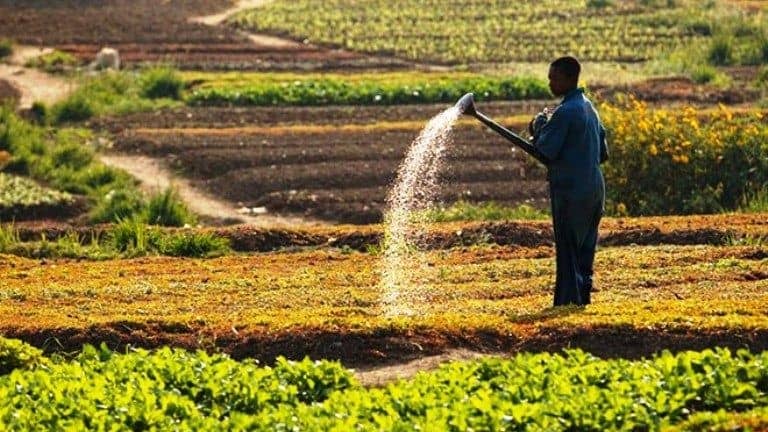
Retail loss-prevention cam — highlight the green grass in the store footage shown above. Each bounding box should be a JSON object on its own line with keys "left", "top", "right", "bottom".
{"left": 24, "top": 50, "right": 79, "bottom": 73}
{"left": 424, "top": 201, "right": 549, "bottom": 222}
{"left": 144, "top": 187, "right": 195, "bottom": 227}
{"left": 50, "top": 70, "right": 183, "bottom": 124}
{"left": 741, "top": 186, "right": 768, "bottom": 213}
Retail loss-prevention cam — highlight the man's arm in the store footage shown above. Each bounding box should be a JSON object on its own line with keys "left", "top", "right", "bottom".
{"left": 599, "top": 123, "right": 609, "bottom": 164}
{"left": 534, "top": 107, "right": 569, "bottom": 162}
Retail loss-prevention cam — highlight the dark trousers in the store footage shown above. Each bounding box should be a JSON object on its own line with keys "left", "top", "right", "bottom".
{"left": 550, "top": 185, "right": 604, "bottom": 306}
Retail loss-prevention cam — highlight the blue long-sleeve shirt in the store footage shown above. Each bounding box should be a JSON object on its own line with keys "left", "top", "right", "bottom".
{"left": 534, "top": 87, "right": 608, "bottom": 196}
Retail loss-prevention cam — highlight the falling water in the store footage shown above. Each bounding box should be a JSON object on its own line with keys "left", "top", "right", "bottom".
{"left": 380, "top": 106, "right": 461, "bottom": 316}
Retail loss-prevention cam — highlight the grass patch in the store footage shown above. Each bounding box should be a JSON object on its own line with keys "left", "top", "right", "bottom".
{"left": 139, "top": 67, "right": 184, "bottom": 100}
{"left": 145, "top": 187, "right": 195, "bottom": 227}
{"left": 50, "top": 70, "right": 183, "bottom": 124}
{"left": 741, "top": 186, "right": 768, "bottom": 213}
{"left": 24, "top": 50, "right": 79, "bottom": 73}
{"left": 424, "top": 201, "right": 549, "bottom": 222}
{"left": 0, "top": 107, "right": 145, "bottom": 222}
{"left": 0, "top": 39, "right": 12, "bottom": 59}
{"left": 159, "top": 231, "right": 230, "bottom": 258}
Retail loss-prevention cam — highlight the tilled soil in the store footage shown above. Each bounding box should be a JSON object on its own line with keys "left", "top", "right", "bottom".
{"left": 0, "top": 78, "right": 20, "bottom": 106}
{"left": 0, "top": 0, "right": 401, "bottom": 71}
{"left": 109, "top": 121, "right": 550, "bottom": 224}
{"left": 10, "top": 213, "right": 768, "bottom": 252}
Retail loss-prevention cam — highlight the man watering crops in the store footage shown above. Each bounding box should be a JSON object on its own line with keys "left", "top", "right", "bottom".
{"left": 529, "top": 56, "right": 608, "bottom": 306}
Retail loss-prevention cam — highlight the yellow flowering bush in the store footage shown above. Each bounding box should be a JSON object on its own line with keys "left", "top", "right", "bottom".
{"left": 600, "top": 97, "right": 768, "bottom": 215}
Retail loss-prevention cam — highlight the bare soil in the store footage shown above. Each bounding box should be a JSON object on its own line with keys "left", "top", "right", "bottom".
{"left": 108, "top": 122, "right": 550, "bottom": 224}
{"left": 0, "top": 0, "right": 408, "bottom": 71}
{"left": 99, "top": 153, "right": 325, "bottom": 227}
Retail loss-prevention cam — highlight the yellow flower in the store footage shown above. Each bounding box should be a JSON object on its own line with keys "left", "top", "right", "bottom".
{"left": 649, "top": 144, "right": 658, "bottom": 156}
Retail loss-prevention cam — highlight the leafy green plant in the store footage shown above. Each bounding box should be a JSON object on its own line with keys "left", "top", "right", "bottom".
{"left": 140, "top": 67, "right": 184, "bottom": 100}
{"left": 188, "top": 74, "right": 549, "bottom": 106}
{"left": 51, "top": 93, "right": 94, "bottom": 123}
{"left": 110, "top": 216, "right": 161, "bottom": 254}
{"left": 1, "top": 347, "right": 767, "bottom": 430}
{"left": 708, "top": 36, "right": 735, "bottom": 65}
{"left": 424, "top": 201, "right": 549, "bottom": 222}
{"left": 0, "top": 337, "right": 48, "bottom": 375}
{"left": 0, "top": 223, "right": 20, "bottom": 253}
{"left": 24, "top": 50, "right": 79, "bottom": 73}
{"left": 159, "top": 230, "right": 230, "bottom": 257}
{"left": 145, "top": 187, "right": 195, "bottom": 227}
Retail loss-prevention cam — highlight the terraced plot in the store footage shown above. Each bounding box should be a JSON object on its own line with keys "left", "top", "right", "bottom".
{"left": 110, "top": 111, "right": 550, "bottom": 223}
{"left": 1, "top": 238, "right": 766, "bottom": 365}
{"left": 0, "top": 0, "right": 398, "bottom": 71}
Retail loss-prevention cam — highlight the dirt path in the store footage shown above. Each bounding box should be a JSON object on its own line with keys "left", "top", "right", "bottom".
{"left": 354, "top": 349, "right": 495, "bottom": 387}
{"left": 0, "top": 45, "right": 73, "bottom": 109}
{"left": 99, "top": 153, "right": 326, "bottom": 227}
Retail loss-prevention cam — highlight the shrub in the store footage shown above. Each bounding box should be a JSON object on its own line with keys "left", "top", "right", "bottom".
{"left": 29, "top": 101, "right": 48, "bottom": 124}
{"left": 110, "top": 216, "right": 161, "bottom": 254}
{"left": 145, "top": 187, "right": 195, "bottom": 226}
{"left": 51, "top": 94, "right": 95, "bottom": 123}
{"left": 159, "top": 231, "right": 230, "bottom": 258}
{"left": 0, "top": 337, "right": 48, "bottom": 375}
{"left": 601, "top": 98, "right": 768, "bottom": 215}
{"left": 24, "top": 50, "right": 79, "bottom": 73}
{"left": 89, "top": 189, "right": 145, "bottom": 223}
{"left": 690, "top": 65, "right": 718, "bottom": 84}
{"left": 707, "top": 37, "right": 735, "bottom": 66}
{"left": 140, "top": 67, "right": 184, "bottom": 100}
{"left": 0, "top": 39, "right": 12, "bottom": 59}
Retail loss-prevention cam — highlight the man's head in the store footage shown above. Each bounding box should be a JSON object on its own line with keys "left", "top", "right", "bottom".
{"left": 548, "top": 56, "right": 581, "bottom": 97}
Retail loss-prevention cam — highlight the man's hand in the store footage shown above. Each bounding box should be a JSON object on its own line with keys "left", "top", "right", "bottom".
{"left": 528, "top": 109, "right": 550, "bottom": 140}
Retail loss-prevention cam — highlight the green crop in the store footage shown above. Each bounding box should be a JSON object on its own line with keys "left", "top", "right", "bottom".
{"left": 1, "top": 341, "right": 767, "bottom": 430}
{"left": 187, "top": 73, "right": 550, "bottom": 106}
{"left": 230, "top": 0, "right": 710, "bottom": 65}
{"left": 0, "top": 173, "right": 73, "bottom": 209}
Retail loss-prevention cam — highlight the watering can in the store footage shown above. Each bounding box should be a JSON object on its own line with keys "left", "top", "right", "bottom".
{"left": 455, "top": 93, "right": 549, "bottom": 165}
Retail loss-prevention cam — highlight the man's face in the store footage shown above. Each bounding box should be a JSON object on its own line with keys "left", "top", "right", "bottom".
{"left": 548, "top": 66, "right": 570, "bottom": 97}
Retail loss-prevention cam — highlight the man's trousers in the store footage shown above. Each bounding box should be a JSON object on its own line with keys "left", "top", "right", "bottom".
{"left": 550, "top": 184, "right": 604, "bottom": 306}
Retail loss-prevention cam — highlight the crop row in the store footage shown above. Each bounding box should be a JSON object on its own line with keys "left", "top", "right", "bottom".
{"left": 187, "top": 73, "right": 549, "bottom": 106}
{"left": 1, "top": 242, "right": 765, "bottom": 357}
{"left": 2, "top": 339, "right": 767, "bottom": 430}
{"left": 0, "top": 173, "right": 73, "bottom": 209}
{"left": 230, "top": 0, "right": 706, "bottom": 64}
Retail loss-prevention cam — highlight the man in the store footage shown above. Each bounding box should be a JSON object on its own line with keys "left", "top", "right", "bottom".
{"left": 529, "top": 56, "right": 608, "bottom": 306}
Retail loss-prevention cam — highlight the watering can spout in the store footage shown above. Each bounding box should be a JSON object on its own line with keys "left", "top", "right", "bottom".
{"left": 455, "top": 92, "right": 477, "bottom": 116}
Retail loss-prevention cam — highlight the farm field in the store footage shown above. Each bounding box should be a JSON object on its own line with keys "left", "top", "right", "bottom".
{"left": 0, "top": 0, "right": 402, "bottom": 71}
{"left": 2, "top": 234, "right": 767, "bottom": 364}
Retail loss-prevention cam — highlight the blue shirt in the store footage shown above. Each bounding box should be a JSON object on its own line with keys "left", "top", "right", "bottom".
{"left": 534, "top": 88, "right": 608, "bottom": 196}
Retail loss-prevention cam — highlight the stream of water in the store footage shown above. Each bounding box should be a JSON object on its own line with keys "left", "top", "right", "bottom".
{"left": 380, "top": 106, "right": 461, "bottom": 316}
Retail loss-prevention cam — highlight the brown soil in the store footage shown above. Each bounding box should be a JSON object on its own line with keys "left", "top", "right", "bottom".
{"left": 98, "top": 153, "right": 324, "bottom": 227}
{"left": 10, "top": 213, "right": 768, "bottom": 252}
{"left": 0, "top": 0, "right": 408, "bottom": 71}
{"left": 5, "top": 324, "right": 767, "bottom": 371}
{"left": 0, "top": 78, "right": 20, "bottom": 106}
{"left": 89, "top": 101, "right": 549, "bottom": 132}
{"left": 106, "top": 122, "right": 549, "bottom": 224}
{"left": 594, "top": 76, "right": 761, "bottom": 105}
{"left": 0, "top": 196, "right": 88, "bottom": 222}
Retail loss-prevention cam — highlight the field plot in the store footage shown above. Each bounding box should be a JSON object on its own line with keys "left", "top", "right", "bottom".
{"left": 1, "top": 236, "right": 766, "bottom": 364}
{"left": 0, "top": 0, "right": 398, "bottom": 71}
{"left": 109, "top": 108, "right": 550, "bottom": 223}
{"left": 231, "top": 0, "right": 705, "bottom": 64}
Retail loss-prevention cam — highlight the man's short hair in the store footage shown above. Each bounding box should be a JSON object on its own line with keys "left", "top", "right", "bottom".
{"left": 550, "top": 56, "right": 581, "bottom": 80}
